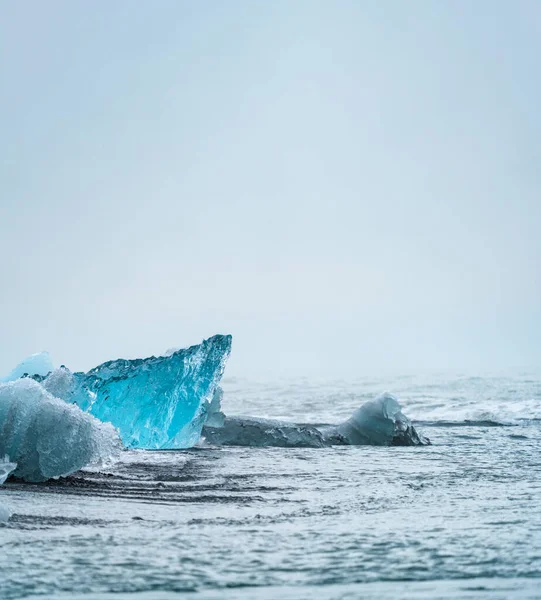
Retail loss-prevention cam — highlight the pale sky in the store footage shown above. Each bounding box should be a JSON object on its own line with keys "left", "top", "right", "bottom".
{"left": 1, "top": 0, "right": 540, "bottom": 377}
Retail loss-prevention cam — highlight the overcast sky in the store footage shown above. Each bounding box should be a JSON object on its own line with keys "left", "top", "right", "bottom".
{"left": 1, "top": 0, "right": 540, "bottom": 377}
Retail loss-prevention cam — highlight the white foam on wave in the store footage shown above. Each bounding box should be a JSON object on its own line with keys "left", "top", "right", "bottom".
{"left": 396, "top": 375, "right": 541, "bottom": 425}
{"left": 221, "top": 373, "right": 541, "bottom": 427}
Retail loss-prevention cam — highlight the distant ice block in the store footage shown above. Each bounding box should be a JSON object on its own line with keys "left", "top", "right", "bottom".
{"left": 0, "top": 379, "right": 121, "bottom": 482}
{"left": 203, "top": 393, "right": 429, "bottom": 448}
{"left": 333, "top": 393, "right": 428, "bottom": 446}
{"left": 1, "top": 352, "right": 54, "bottom": 383}
{"left": 67, "top": 334, "right": 232, "bottom": 449}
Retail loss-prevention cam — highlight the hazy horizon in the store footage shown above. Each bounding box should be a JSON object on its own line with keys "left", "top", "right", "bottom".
{"left": 1, "top": 1, "right": 540, "bottom": 377}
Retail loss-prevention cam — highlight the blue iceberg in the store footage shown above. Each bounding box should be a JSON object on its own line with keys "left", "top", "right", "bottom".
{"left": 3, "top": 335, "right": 232, "bottom": 454}
{"left": 0, "top": 379, "right": 120, "bottom": 482}
{"left": 59, "top": 334, "right": 231, "bottom": 449}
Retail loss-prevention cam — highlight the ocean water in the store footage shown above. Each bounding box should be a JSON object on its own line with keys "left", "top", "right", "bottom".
{"left": 1, "top": 372, "right": 540, "bottom": 599}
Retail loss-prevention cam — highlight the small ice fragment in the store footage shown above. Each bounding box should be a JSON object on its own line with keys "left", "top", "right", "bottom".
{"left": 1, "top": 351, "right": 54, "bottom": 383}
{"left": 0, "top": 456, "right": 16, "bottom": 485}
{"left": 0, "top": 456, "right": 16, "bottom": 523}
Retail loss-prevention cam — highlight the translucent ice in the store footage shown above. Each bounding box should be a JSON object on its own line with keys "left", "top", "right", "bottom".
{"left": 203, "top": 393, "right": 428, "bottom": 447}
{"left": 333, "top": 393, "right": 428, "bottom": 446}
{"left": 66, "top": 334, "right": 232, "bottom": 449}
{"left": 0, "top": 504, "right": 9, "bottom": 522}
{"left": 42, "top": 366, "right": 76, "bottom": 399}
{"left": 1, "top": 351, "right": 54, "bottom": 383}
{"left": 205, "top": 387, "right": 226, "bottom": 427}
{"left": 0, "top": 457, "right": 16, "bottom": 522}
{"left": 0, "top": 456, "right": 16, "bottom": 485}
{"left": 0, "top": 379, "right": 121, "bottom": 482}
{"left": 203, "top": 416, "right": 326, "bottom": 447}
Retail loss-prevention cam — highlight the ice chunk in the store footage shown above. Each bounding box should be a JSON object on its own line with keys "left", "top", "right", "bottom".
{"left": 0, "top": 505, "right": 10, "bottom": 522}
{"left": 204, "top": 387, "right": 226, "bottom": 427}
{"left": 203, "top": 393, "right": 429, "bottom": 448}
{"left": 0, "top": 379, "right": 121, "bottom": 482}
{"left": 0, "top": 456, "right": 16, "bottom": 485}
{"left": 204, "top": 416, "right": 325, "bottom": 447}
{"left": 3, "top": 335, "right": 232, "bottom": 451}
{"left": 0, "top": 457, "right": 16, "bottom": 522}
{"left": 68, "top": 334, "right": 232, "bottom": 449}
{"left": 42, "top": 366, "right": 75, "bottom": 399}
{"left": 333, "top": 392, "right": 428, "bottom": 446}
{"left": 1, "top": 351, "right": 54, "bottom": 383}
